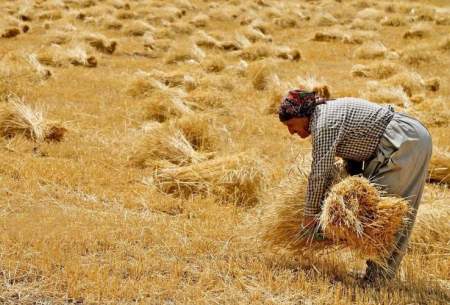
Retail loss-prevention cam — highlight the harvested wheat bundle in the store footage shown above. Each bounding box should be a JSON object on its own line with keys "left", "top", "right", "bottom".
{"left": 170, "top": 113, "right": 218, "bottom": 151}
{"left": 242, "top": 26, "right": 272, "bottom": 43}
{"left": 264, "top": 84, "right": 288, "bottom": 114}
{"left": 384, "top": 71, "right": 425, "bottom": 97}
{"left": 126, "top": 71, "right": 168, "bottom": 97}
{"left": 239, "top": 43, "right": 273, "bottom": 61}
{"left": 66, "top": 46, "right": 97, "bottom": 67}
{"left": 26, "top": 54, "right": 52, "bottom": 80}
{"left": 314, "top": 13, "right": 338, "bottom": 27}
{"left": 45, "top": 30, "right": 72, "bottom": 45}
{"left": 438, "top": 36, "right": 450, "bottom": 51}
{"left": 350, "top": 19, "right": 381, "bottom": 31}
{"left": 0, "top": 97, "right": 65, "bottom": 143}
{"left": 342, "top": 30, "right": 380, "bottom": 45}
{"left": 153, "top": 153, "right": 264, "bottom": 206}
{"left": 123, "top": 20, "right": 154, "bottom": 37}
{"left": 351, "top": 61, "right": 400, "bottom": 79}
{"left": 193, "top": 30, "right": 220, "bottom": 48}
{"left": 1, "top": 27, "right": 20, "bottom": 38}
{"left": 145, "top": 90, "right": 193, "bottom": 122}
{"left": 165, "top": 43, "right": 205, "bottom": 64}
{"left": 408, "top": 98, "right": 449, "bottom": 128}
{"left": 297, "top": 76, "right": 331, "bottom": 99}
{"left": 82, "top": 33, "right": 117, "bottom": 54}
{"left": 249, "top": 61, "right": 279, "bottom": 91}
{"left": 202, "top": 56, "right": 226, "bottom": 73}
{"left": 356, "top": 8, "right": 384, "bottom": 21}
{"left": 412, "top": 201, "right": 450, "bottom": 247}
{"left": 100, "top": 16, "right": 123, "bottom": 30}
{"left": 186, "top": 88, "right": 227, "bottom": 109}
{"left": 261, "top": 161, "right": 347, "bottom": 253}
{"left": 320, "top": 176, "right": 410, "bottom": 261}
{"left": 274, "top": 46, "right": 301, "bottom": 61}
{"left": 428, "top": 147, "right": 450, "bottom": 184}
{"left": 0, "top": 97, "right": 46, "bottom": 141}
{"left": 273, "top": 16, "right": 297, "bottom": 28}
{"left": 401, "top": 46, "right": 433, "bottom": 66}
{"left": 354, "top": 41, "right": 387, "bottom": 59}
{"left": 312, "top": 28, "right": 343, "bottom": 42}
{"left": 360, "top": 81, "right": 410, "bottom": 108}
{"left": 425, "top": 77, "right": 440, "bottom": 92}
{"left": 403, "top": 23, "right": 431, "bottom": 39}
{"left": 131, "top": 125, "right": 205, "bottom": 169}
{"left": 190, "top": 13, "right": 209, "bottom": 27}
{"left": 380, "top": 15, "right": 406, "bottom": 27}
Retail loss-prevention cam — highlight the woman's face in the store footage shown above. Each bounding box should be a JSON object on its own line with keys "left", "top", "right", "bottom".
{"left": 283, "top": 117, "right": 311, "bottom": 139}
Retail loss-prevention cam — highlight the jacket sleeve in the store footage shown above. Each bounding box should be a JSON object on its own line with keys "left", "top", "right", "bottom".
{"left": 304, "top": 127, "right": 340, "bottom": 217}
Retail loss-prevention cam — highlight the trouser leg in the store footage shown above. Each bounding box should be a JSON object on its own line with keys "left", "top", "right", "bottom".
{"left": 363, "top": 120, "right": 432, "bottom": 280}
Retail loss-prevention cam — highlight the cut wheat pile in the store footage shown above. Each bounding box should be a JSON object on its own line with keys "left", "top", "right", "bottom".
{"left": 263, "top": 172, "right": 410, "bottom": 261}
{"left": 152, "top": 153, "right": 264, "bottom": 206}
{"left": 0, "top": 97, "right": 66, "bottom": 142}
{"left": 320, "top": 177, "right": 410, "bottom": 261}
{"left": 428, "top": 146, "right": 450, "bottom": 184}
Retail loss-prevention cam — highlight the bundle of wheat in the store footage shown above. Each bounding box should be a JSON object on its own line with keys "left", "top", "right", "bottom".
{"left": 351, "top": 61, "right": 400, "bottom": 79}
{"left": 239, "top": 43, "right": 273, "bottom": 61}
{"left": 170, "top": 114, "right": 218, "bottom": 151}
{"left": 297, "top": 76, "right": 331, "bottom": 99}
{"left": 165, "top": 43, "right": 205, "bottom": 64}
{"left": 428, "top": 147, "right": 450, "bottom": 184}
{"left": 354, "top": 41, "right": 387, "bottom": 59}
{"left": 412, "top": 200, "right": 450, "bottom": 247}
{"left": 152, "top": 153, "right": 264, "bottom": 206}
{"left": 131, "top": 125, "right": 205, "bottom": 169}
{"left": 320, "top": 176, "right": 410, "bottom": 261}
{"left": 261, "top": 161, "right": 346, "bottom": 253}
{"left": 82, "top": 33, "right": 117, "bottom": 54}
{"left": 360, "top": 81, "right": 410, "bottom": 108}
{"left": 249, "top": 61, "right": 279, "bottom": 91}
{"left": 0, "top": 97, "right": 65, "bottom": 142}
{"left": 1, "top": 28, "right": 21, "bottom": 38}
{"left": 384, "top": 71, "right": 425, "bottom": 97}
{"left": 145, "top": 90, "right": 192, "bottom": 122}
{"left": 0, "top": 97, "right": 46, "bottom": 141}
{"left": 403, "top": 23, "right": 431, "bottom": 39}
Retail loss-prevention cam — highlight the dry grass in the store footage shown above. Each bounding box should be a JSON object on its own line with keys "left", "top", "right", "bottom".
{"left": 131, "top": 124, "right": 205, "bottom": 169}
{"left": 428, "top": 146, "right": 450, "bottom": 184}
{"left": 360, "top": 81, "right": 410, "bottom": 108}
{"left": 351, "top": 61, "right": 400, "bottom": 79}
{"left": 153, "top": 153, "right": 264, "bottom": 206}
{"left": 354, "top": 41, "right": 387, "bottom": 59}
{"left": 320, "top": 177, "right": 410, "bottom": 262}
{"left": 0, "top": 96, "right": 65, "bottom": 142}
{"left": 0, "top": 0, "right": 449, "bottom": 304}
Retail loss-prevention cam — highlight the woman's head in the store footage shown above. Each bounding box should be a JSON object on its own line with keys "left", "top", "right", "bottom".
{"left": 278, "top": 89, "right": 328, "bottom": 138}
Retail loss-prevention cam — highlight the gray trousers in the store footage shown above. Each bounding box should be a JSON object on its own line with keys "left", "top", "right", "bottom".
{"left": 362, "top": 112, "right": 432, "bottom": 278}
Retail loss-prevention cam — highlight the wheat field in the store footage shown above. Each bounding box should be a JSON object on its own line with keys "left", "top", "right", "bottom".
{"left": 0, "top": 0, "right": 449, "bottom": 304}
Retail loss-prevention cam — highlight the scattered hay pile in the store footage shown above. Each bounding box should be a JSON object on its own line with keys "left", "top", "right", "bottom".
{"left": 152, "top": 153, "right": 264, "bottom": 206}
{"left": 262, "top": 161, "right": 347, "bottom": 253}
{"left": 360, "top": 81, "right": 410, "bottom": 108}
{"left": 145, "top": 90, "right": 193, "bottom": 122}
{"left": 428, "top": 147, "right": 450, "bottom": 184}
{"left": 261, "top": 171, "right": 333, "bottom": 253}
{"left": 0, "top": 97, "right": 66, "bottom": 142}
{"left": 354, "top": 41, "right": 387, "bottom": 59}
{"left": 131, "top": 125, "right": 206, "bottom": 169}
{"left": 37, "top": 44, "right": 97, "bottom": 68}
{"left": 351, "top": 61, "right": 400, "bottom": 79}
{"left": 320, "top": 176, "right": 410, "bottom": 261}
{"left": 297, "top": 76, "right": 331, "bottom": 99}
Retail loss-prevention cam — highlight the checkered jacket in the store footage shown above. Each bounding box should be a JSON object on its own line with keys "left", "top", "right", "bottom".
{"left": 305, "top": 98, "right": 394, "bottom": 217}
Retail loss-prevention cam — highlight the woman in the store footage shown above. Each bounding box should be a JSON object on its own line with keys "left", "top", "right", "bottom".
{"left": 278, "top": 89, "right": 432, "bottom": 283}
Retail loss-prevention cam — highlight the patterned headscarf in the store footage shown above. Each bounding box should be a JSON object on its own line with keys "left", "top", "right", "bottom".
{"left": 278, "top": 89, "right": 327, "bottom": 122}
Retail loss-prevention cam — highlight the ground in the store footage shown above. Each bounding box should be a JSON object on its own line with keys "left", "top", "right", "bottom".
{"left": 0, "top": 0, "right": 449, "bottom": 304}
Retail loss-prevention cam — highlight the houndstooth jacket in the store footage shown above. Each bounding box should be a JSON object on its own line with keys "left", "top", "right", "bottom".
{"left": 305, "top": 98, "right": 394, "bottom": 217}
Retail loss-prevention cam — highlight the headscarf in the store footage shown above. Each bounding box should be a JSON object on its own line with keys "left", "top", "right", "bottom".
{"left": 278, "top": 89, "right": 328, "bottom": 122}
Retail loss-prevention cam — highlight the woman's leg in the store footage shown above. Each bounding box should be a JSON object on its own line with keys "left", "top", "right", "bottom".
{"left": 363, "top": 114, "right": 432, "bottom": 280}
